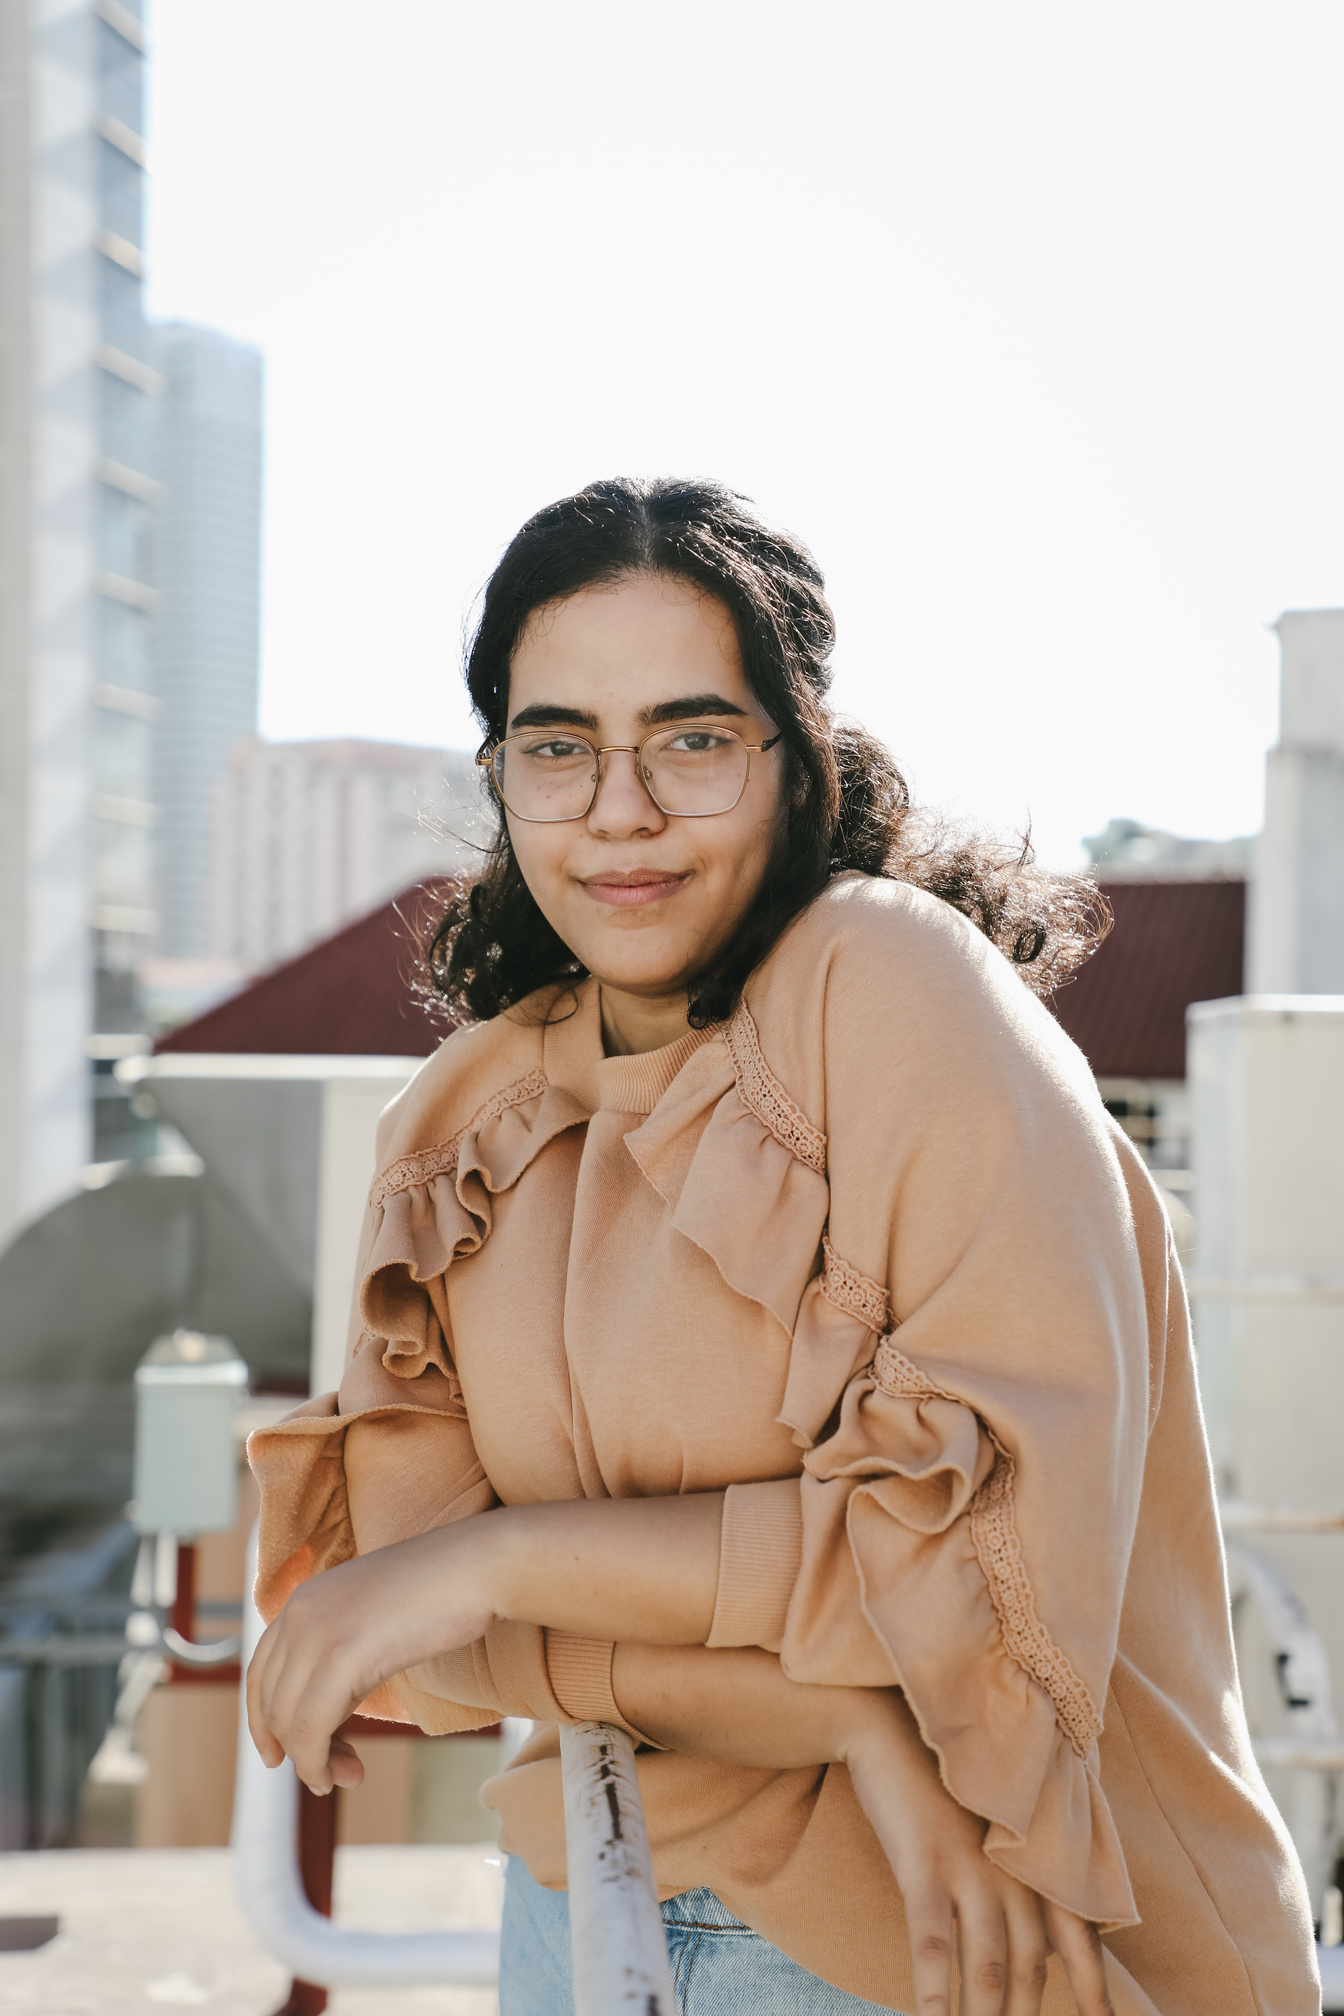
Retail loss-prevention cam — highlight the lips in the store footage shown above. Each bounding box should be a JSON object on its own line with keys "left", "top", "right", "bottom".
{"left": 579, "top": 871, "right": 689, "bottom": 908}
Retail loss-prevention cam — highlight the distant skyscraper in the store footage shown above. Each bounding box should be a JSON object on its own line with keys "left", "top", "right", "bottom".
{"left": 211, "top": 739, "right": 484, "bottom": 971}
{"left": 151, "top": 323, "right": 263, "bottom": 958}
{"left": 0, "top": 0, "right": 158, "bottom": 1238}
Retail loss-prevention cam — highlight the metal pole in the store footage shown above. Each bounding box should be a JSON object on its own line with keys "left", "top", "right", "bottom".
{"left": 559, "top": 1720, "right": 676, "bottom": 2016}
{"left": 231, "top": 1524, "right": 499, "bottom": 1987}
{"left": 1220, "top": 1502, "right": 1344, "bottom": 1534}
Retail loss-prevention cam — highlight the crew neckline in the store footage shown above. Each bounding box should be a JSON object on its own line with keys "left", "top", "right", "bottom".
{"left": 594, "top": 1023, "right": 719, "bottom": 1115}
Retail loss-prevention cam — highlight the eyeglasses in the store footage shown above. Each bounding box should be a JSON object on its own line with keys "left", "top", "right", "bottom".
{"left": 477, "top": 722, "right": 783, "bottom": 823}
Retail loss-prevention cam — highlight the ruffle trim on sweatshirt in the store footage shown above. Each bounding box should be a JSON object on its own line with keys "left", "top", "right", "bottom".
{"left": 722, "top": 1002, "right": 827, "bottom": 1174}
{"left": 819, "top": 1234, "right": 890, "bottom": 1333}
{"left": 787, "top": 1336, "right": 1130, "bottom": 1926}
{"left": 623, "top": 1004, "right": 831, "bottom": 1345}
{"left": 869, "top": 1334, "right": 1102, "bottom": 1759}
{"left": 669, "top": 1003, "right": 1130, "bottom": 1924}
{"left": 359, "top": 1072, "right": 590, "bottom": 1377}
{"left": 369, "top": 1069, "right": 547, "bottom": 1208}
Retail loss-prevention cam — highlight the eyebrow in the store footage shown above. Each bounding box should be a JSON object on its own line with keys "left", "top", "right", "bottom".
{"left": 507, "top": 693, "right": 750, "bottom": 733}
{"left": 507, "top": 703, "right": 598, "bottom": 731}
{"left": 641, "top": 693, "right": 749, "bottom": 726}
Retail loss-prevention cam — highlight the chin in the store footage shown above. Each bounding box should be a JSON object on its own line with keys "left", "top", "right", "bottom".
{"left": 592, "top": 962, "right": 688, "bottom": 997}
{"left": 582, "top": 940, "right": 690, "bottom": 993}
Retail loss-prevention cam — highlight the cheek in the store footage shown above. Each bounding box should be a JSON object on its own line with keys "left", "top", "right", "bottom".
{"left": 506, "top": 821, "right": 571, "bottom": 916}
{"left": 698, "top": 802, "right": 782, "bottom": 912}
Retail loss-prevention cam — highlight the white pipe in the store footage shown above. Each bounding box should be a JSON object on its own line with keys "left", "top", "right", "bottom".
{"left": 1186, "top": 1276, "right": 1344, "bottom": 1303}
{"left": 1221, "top": 1502, "right": 1344, "bottom": 1534}
{"left": 560, "top": 1720, "right": 676, "bottom": 2015}
{"left": 1254, "top": 1740, "right": 1344, "bottom": 1772}
{"left": 230, "top": 1524, "right": 499, "bottom": 1987}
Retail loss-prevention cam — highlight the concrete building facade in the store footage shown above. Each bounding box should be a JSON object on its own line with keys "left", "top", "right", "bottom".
{"left": 151, "top": 323, "right": 263, "bottom": 960}
{"left": 1248, "top": 608, "right": 1344, "bottom": 994}
{"left": 211, "top": 739, "right": 484, "bottom": 973}
{"left": 0, "top": 0, "right": 158, "bottom": 1243}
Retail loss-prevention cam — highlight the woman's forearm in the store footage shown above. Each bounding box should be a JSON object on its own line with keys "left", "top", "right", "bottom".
{"left": 483, "top": 1491, "right": 725, "bottom": 1645}
{"left": 610, "top": 1640, "right": 889, "bottom": 1769}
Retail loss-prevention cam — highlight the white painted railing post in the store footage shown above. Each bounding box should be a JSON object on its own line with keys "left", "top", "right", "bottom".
{"left": 559, "top": 1720, "right": 676, "bottom": 2015}
{"left": 231, "top": 1524, "right": 500, "bottom": 1987}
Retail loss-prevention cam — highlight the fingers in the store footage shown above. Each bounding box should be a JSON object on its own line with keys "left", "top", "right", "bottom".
{"left": 1000, "top": 1891, "right": 1051, "bottom": 2016}
{"left": 915, "top": 1872, "right": 1052, "bottom": 2016}
{"left": 953, "top": 1888, "right": 1008, "bottom": 2016}
{"left": 1042, "top": 1901, "right": 1114, "bottom": 2016}
{"left": 245, "top": 1612, "right": 359, "bottom": 1793}
{"left": 904, "top": 1881, "right": 956, "bottom": 2016}
{"left": 245, "top": 1631, "right": 285, "bottom": 1768}
{"left": 265, "top": 1662, "right": 358, "bottom": 1793}
{"left": 327, "top": 1736, "right": 365, "bottom": 1791}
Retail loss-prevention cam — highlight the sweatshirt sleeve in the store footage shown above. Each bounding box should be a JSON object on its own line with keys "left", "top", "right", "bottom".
{"left": 643, "top": 881, "right": 1162, "bottom": 1928}
{"left": 247, "top": 1044, "right": 603, "bottom": 1736}
{"left": 705, "top": 1480, "right": 804, "bottom": 1652}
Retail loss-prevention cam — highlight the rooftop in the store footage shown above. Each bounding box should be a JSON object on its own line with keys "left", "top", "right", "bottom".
{"left": 157, "top": 875, "right": 1248, "bottom": 1084}
{"left": 0, "top": 1845, "right": 499, "bottom": 2015}
{"left": 155, "top": 882, "right": 455, "bottom": 1059}
{"left": 1052, "top": 877, "right": 1245, "bottom": 1080}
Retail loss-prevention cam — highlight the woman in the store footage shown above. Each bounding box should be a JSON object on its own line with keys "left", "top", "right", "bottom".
{"left": 247, "top": 478, "right": 1318, "bottom": 2016}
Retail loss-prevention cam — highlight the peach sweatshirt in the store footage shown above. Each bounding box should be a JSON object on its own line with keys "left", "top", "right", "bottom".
{"left": 249, "top": 873, "right": 1318, "bottom": 2015}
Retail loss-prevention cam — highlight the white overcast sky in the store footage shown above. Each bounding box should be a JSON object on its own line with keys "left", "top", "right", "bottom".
{"left": 145, "top": 2, "right": 1344, "bottom": 867}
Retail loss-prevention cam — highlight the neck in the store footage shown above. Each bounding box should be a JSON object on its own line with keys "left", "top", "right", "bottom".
{"left": 599, "top": 984, "right": 692, "bottom": 1057}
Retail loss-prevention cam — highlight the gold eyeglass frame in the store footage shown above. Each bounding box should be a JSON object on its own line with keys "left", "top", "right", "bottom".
{"left": 476, "top": 723, "right": 783, "bottom": 823}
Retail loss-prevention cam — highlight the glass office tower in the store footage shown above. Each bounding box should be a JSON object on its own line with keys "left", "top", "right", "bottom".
{"left": 1, "top": 0, "right": 158, "bottom": 1233}
{"left": 152, "top": 323, "right": 264, "bottom": 961}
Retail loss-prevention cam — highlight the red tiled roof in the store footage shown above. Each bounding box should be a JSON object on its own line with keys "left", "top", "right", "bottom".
{"left": 1050, "top": 878, "right": 1245, "bottom": 1080}
{"left": 155, "top": 883, "right": 457, "bottom": 1056}
{"left": 159, "top": 874, "right": 1247, "bottom": 1081}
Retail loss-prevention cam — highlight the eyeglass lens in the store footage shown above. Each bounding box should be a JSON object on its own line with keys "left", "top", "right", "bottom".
{"left": 493, "top": 726, "right": 750, "bottom": 821}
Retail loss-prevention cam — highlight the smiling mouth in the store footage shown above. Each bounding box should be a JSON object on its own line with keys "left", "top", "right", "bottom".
{"left": 579, "top": 870, "right": 690, "bottom": 908}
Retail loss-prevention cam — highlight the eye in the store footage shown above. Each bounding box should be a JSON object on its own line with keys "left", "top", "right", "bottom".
{"left": 519, "top": 736, "right": 592, "bottom": 762}
{"left": 665, "top": 729, "right": 732, "bottom": 755}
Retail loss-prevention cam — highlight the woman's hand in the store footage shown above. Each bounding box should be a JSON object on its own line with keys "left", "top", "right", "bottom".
{"left": 612, "top": 1644, "right": 1113, "bottom": 2016}
{"left": 841, "top": 1690, "right": 1114, "bottom": 2016}
{"left": 246, "top": 1523, "right": 500, "bottom": 1793}
{"left": 247, "top": 1491, "right": 723, "bottom": 1793}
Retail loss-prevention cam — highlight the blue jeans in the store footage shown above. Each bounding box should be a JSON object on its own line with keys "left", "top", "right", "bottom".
{"left": 498, "top": 1855, "right": 906, "bottom": 2014}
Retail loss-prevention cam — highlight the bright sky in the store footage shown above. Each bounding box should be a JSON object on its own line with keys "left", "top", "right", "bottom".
{"left": 145, "top": 2, "right": 1344, "bottom": 867}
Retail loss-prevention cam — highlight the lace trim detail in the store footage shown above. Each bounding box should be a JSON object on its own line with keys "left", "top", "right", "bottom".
{"left": 820, "top": 1235, "right": 891, "bottom": 1334}
{"left": 871, "top": 1332, "right": 938, "bottom": 1398}
{"left": 970, "top": 1455, "right": 1102, "bottom": 1756}
{"left": 368, "top": 1069, "right": 548, "bottom": 1208}
{"left": 870, "top": 1336, "right": 1102, "bottom": 1758}
{"left": 724, "top": 1003, "right": 827, "bottom": 1176}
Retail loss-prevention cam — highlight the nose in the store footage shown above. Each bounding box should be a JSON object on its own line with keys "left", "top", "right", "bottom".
{"left": 586, "top": 748, "right": 667, "bottom": 839}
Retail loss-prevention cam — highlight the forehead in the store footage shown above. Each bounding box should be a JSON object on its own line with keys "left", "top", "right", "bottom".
{"left": 509, "top": 575, "right": 745, "bottom": 707}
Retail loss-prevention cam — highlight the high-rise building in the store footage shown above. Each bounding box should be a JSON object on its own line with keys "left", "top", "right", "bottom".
{"left": 211, "top": 739, "right": 485, "bottom": 973}
{"left": 151, "top": 323, "right": 263, "bottom": 959}
{"left": 0, "top": 0, "right": 158, "bottom": 1242}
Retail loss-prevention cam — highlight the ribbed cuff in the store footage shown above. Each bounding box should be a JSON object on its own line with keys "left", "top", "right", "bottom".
{"left": 706, "top": 1478, "right": 803, "bottom": 1652}
{"left": 544, "top": 1631, "right": 622, "bottom": 1724}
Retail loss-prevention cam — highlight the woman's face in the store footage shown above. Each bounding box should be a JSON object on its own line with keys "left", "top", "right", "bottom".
{"left": 502, "top": 573, "right": 785, "bottom": 1009}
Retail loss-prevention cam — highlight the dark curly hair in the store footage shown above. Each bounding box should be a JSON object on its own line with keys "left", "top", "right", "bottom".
{"left": 426, "top": 476, "right": 1108, "bottom": 1027}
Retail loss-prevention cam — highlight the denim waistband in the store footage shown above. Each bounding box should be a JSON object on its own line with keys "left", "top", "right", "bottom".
{"left": 660, "top": 1886, "right": 749, "bottom": 1931}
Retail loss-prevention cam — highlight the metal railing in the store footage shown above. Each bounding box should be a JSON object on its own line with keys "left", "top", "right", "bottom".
{"left": 230, "top": 1524, "right": 500, "bottom": 1990}
{"left": 222, "top": 1508, "right": 1344, "bottom": 2010}
{"left": 559, "top": 1720, "right": 676, "bottom": 2014}
{"left": 229, "top": 1522, "right": 673, "bottom": 2011}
